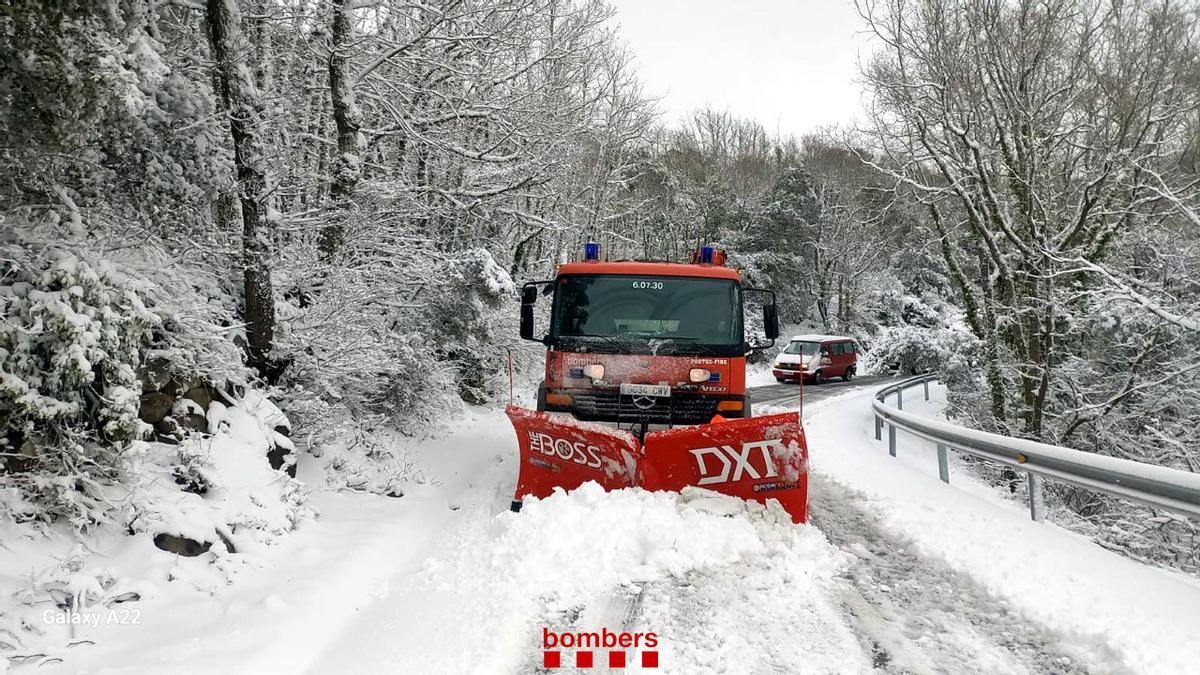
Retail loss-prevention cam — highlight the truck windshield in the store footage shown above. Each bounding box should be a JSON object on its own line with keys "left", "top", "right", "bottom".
{"left": 550, "top": 274, "right": 742, "bottom": 354}
{"left": 784, "top": 341, "right": 819, "bottom": 356}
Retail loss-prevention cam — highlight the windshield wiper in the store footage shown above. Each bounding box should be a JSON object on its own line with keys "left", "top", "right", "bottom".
{"left": 559, "top": 333, "right": 728, "bottom": 356}
{"left": 637, "top": 335, "right": 725, "bottom": 355}
{"left": 561, "top": 334, "right": 634, "bottom": 353}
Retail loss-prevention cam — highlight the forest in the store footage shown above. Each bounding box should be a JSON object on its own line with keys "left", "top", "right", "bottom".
{"left": 1, "top": 0, "right": 1198, "bottom": 590}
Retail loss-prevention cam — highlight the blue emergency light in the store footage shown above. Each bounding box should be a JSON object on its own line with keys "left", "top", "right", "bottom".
{"left": 585, "top": 241, "right": 601, "bottom": 261}
{"left": 699, "top": 245, "right": 715, "bottom": 264}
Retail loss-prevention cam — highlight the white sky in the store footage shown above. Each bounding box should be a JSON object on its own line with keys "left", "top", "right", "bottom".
{"left": 606, "top": 0, "right": 871, "bottom": 138}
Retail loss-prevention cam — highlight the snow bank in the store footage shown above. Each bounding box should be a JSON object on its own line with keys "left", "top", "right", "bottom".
{"left": 0, "top": 390, "right": 312, "bottom": 668}
{"left": 808, "top": 386, "right": 1200, "bottom": 674}
{"left": 11, "top": 407, "right": 516, "bottom": 674}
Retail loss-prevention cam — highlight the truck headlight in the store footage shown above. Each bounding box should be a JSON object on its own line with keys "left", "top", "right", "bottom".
{"left": 689, "top": 368, "right": 711, "bottom": 382}
{"left": 582, "top": 364, "right": 605, "bottom": 380}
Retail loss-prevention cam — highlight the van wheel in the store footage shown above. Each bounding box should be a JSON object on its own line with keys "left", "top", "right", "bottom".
{"left": 842, "top": 367, "right": 855, "bottom": 382}
{"left": 775, "top": 377, "right": 787, "bottom": 383}
{"left": 814, "top": 370, "right": 826, "bottom": 385}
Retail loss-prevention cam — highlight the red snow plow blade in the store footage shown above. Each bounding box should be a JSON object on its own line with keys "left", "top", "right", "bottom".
{"left": 506, "top": 406, "right": 808, "bottom": 523}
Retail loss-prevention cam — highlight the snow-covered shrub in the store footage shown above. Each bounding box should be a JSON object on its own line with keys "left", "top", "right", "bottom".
{"left": 270, "top": 246, "right": 441, "bottom": 493}
{"left": 852, "top": 268, "right": 906, "bottom": 332}
{"left": 1, "top": 1, "right": 230, "bottom": 238}
{"left": 273, "top": 243, "right": 514, "bottom": 496}
{"left": 426, "top": 249, "right": 517, "bottom": 405}
{"left": 864, "top": 323, "right": 980, "bottom": 383}
{"left": 0, "top": 224, "right": 295, "bottom": 539}
{"left": 0, "top": 228, "right": 161, "bottom": 527}
{"left": 124, "top": 391, "right": 313, "bottom": 551}
{"left": 0, "top": 245, "right": 157, "bottom": 444}
{"left": 273, "top": 249, "right": 462, "bottom": 435}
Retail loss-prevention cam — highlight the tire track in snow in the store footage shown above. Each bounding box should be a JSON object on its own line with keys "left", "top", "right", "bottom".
{"left": 523, "top": 585, "right": 646, "bottom": 674}
{"left": 810, "top": 475, "right": 1133, "bottom": 674}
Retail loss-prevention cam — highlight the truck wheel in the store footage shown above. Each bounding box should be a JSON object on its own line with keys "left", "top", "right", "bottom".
{"left": 842, "top": 367, "right": 855, "bottom": 382}
{"left": 743, "top": 394, "right": 752, "bottom": 419}
{"left": 535, "top": 384, "right": 547, "bottom": 411}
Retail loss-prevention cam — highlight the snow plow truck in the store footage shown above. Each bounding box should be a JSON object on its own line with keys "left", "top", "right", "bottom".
{"left": 507, "top": 244, "right": 809, "bottom": 523}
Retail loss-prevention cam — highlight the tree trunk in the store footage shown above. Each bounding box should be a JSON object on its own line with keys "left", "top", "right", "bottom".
{"left": 319, "top": 0, "right": 364, "bottom": 260}
{"left": 206, "top": 0, "right": 276, "bottom": 376}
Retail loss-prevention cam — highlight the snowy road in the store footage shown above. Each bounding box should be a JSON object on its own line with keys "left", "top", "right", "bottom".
{"left": 752, "top": 377, "right": 1126, "bottom": 672}
{"left": 304, "top": 377, "right": 1127, "bottom": 674}
{"left": 749, "top": 375, "right": 888, "bottom": 410}
{"left": 807, "top": 475, "right": 1126, "bottom": 674}
{"left": 40, "top": 380, "right": 1200, "bottom": 674}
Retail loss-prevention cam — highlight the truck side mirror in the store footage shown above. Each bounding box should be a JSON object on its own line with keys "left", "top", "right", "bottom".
{"left": 763, "top": 304, "right": 779, "bottom": 340}
{"left": 743, "top": 286, "right": 779, "bottom": 351}
{"left": 520, "top": 304, "right": 535, "bottom": 340}
{"left": 520, "top": 281, "right": 552, "bottom": 342}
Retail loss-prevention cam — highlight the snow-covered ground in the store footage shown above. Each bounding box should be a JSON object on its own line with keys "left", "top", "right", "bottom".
{"left": 13, "top": 385, "right": 1200, "bottom": 674}
{"left": 744, "top": 362, "right": 779, "bottom": 388}
{"left": 806, "top": 385, "right": 1200, "bottom": 674}
{"left": 24, "top": 405, "right": 867, "bottom": 674}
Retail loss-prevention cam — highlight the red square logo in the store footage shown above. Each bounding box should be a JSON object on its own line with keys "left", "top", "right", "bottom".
{"left": 543, "top": 651, "right": 561, "bottom": 668}
{"left": 608, "top": 651, "right": 626, "bottom": 668}
{"left": 641, "top": 651, "right": 659, "bottom": 668}
{"left": 576, "top": 651, "right": 594, "bottom": 668}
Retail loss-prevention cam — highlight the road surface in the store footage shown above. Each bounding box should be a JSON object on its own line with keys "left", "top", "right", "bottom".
{"left": 751, "top": 375, "right": 888, "bottom": 409}
{"left": 751, "top": 375, "right": 1125, "bottom": 673}
{"left": 308, "top": 374, "right": 1129, "bottom": 673}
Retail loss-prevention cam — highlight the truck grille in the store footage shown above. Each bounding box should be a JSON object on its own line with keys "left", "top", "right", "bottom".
{"left": 568, "top": 391, "right": 723, "bottom": 425}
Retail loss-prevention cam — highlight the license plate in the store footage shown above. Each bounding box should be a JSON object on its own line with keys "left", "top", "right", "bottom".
{"left": 620, "top": 383, "right": 671, "bottom": 398}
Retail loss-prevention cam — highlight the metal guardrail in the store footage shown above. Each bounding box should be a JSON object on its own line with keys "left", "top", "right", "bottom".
{"left": 872, "top": 374, "right": 1200, "bottom": 521}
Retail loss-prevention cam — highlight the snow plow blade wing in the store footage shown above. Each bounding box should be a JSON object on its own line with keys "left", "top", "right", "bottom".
{"left": 641, "top": 412, "right": 808, "bottom": 523}
{"left": 507, "top": 405, "right": 641, "bottom": 501}
{"left": 507, "top": 406, "right": 808, "bottom": 523}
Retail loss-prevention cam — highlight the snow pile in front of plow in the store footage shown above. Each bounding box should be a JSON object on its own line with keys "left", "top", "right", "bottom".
{"left": 317, "top": 482, "right": 868, "bottom": 673}
{"left": 490, "top": 485, "right": 774, "bottom": 583}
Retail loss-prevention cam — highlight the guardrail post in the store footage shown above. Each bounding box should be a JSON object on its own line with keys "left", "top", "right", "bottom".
{"left": 937, "top": 445, "right": 949, "bottom": 483}
{"left": 888, "top": 423, "right": 897, "bottom": 457}
{"left": 1028, "top": 474, "right": 1045, "bottom": 521}
{"left": 896, "top": 388, "right": 904, "bottom": 410}
{"left": 874, "top": 415, "right": 882, "bottom": 440}
{"left": 923, "top": 378, "right": 930, "bottom": 401}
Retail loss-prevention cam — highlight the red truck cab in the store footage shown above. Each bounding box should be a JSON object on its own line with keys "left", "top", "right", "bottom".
{"left": 519, "top": 247, "right": 779, "bottom": 427}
